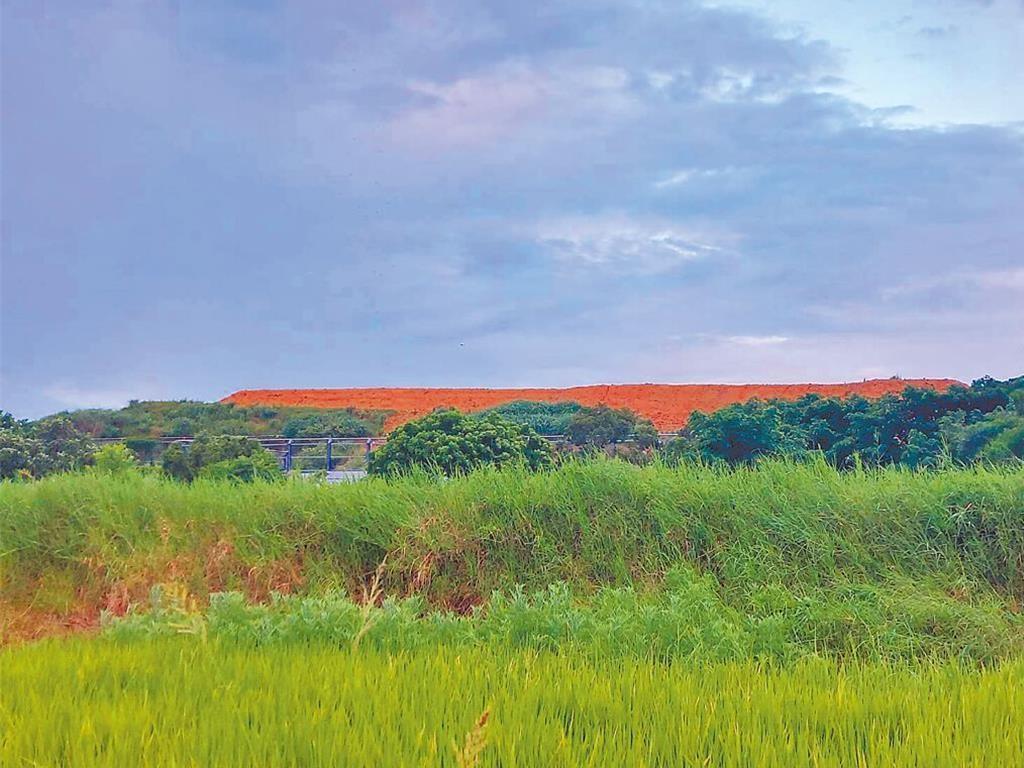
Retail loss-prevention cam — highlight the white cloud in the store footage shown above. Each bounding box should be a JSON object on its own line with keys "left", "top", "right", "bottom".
{"left": 537, "top": 215, "right": 726, "bottom": 273}
{"left": 723, "top": 335, "right": 791, "bottom": 346}
{"left": 654, "top": 166, "right": 741, "bottom": 189}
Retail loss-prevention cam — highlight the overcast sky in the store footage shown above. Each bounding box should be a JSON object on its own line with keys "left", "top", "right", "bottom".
{"left": 2, "top": 0, "right": 1022, "bottom": 418}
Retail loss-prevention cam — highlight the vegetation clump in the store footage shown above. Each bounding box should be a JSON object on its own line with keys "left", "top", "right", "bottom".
{"left": 0, "top": 414, "right": 95, "bottom": 480}
{"left": 565, "top": 404, "right": 659, "bottom": 449}
{"left": 367, "top": 409, "right": 552, "bottom": 477}
{"left": 161, "top": 435, "right": 279, "bottom": 483}
{"left": 479, "top": 400, "right": 582, "bottom": 435}
{"left": 52, "top": 400, "right": 388, "bottom": 440}
{"left": 667, "top": 376, "right": 1024, "bottom": 467}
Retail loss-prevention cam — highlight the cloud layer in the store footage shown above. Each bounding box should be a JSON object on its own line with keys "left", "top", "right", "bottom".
{"left": 2, "top": 0, "right": 1022, "bottom": 417}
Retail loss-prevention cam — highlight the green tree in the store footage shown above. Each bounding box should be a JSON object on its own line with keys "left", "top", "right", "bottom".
{"left": 368, "top": 409, "right": 552, "bottom": 477}
{"left": 902, "top": 429, "right": 943, "bottom": 470}
{"left": 162, "top": 435, "right": 276, "bottom": 482}
{"left": 685, "top": 401, "right": 793, "bottom": 464}
{"left": 479, "top": 401, "right": 583, "bottom": 435}
{"left": 566, "top": 405, "right": 645, "bottom": 448}
{"left": 281, "top": 412, "right": 372, "bottom": 438}
{"left": 0, "top": 414, "right": 95, "bottom": 479}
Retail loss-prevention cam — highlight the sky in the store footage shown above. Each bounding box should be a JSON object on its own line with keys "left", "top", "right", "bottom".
{"left": 1, "top": 0, "right": 1022, "bottom": 419}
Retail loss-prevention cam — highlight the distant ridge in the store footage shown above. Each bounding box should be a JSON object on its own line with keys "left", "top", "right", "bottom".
{"left": 223, "top": 379, "right": 962, "bottom": 432}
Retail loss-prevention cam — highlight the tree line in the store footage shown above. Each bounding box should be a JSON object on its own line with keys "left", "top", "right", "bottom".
{"left": 1, "top": 376, "right": 1021, "bottom": 481}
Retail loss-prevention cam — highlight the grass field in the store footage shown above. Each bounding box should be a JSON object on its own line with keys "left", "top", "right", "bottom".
{"left": 3, "top": 638, "right": 1021, "bottom": 767}
{"left": 2, "top": 460, "right": 1023, "bottom": 764}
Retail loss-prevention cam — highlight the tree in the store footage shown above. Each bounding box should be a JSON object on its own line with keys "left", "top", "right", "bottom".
{"left": 685, "top": 401, "right": 792, "bottom": 464}
{"left": 565, "top": 405, "right": 644, "bottom": 448}
{"left": 0, "top": 430, "right": 46, "bottom": 480}
{"left": 162, "top": 435, "right": 276, "bottom": 482}
{"left": 902, "top": 429, "right": 943, "bottom": 470}
{"left": 281, "top": 412, "right": 371, "bottom": 438}
{"left": 367, "top": 409, "right": 552, "bottom": 477}
{"left": 479, "top": 401, "right": 582, "bottom": 435}
{"left": 0, "top": 413, "right": 95, "bottom": 480}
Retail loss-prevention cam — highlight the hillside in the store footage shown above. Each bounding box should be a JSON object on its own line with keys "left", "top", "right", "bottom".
{"left": 224, "top": 379, "right": 961, "bottom": 432}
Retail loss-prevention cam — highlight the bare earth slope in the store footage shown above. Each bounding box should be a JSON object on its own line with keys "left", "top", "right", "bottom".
{"left": 224, "top": 379, "right": 960, "bottom": 432}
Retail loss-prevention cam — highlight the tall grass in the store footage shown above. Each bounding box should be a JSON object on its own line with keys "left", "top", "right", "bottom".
{"left": 2, "top": 638, "right": 1021, "bottom": 767}
{"left": 2, "top": 459, "right": 1022, "bottom": 657}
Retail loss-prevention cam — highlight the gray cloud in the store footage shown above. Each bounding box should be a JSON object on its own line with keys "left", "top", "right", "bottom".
{"left": 1, "top": 0, "right": 1022, "bottom": 416}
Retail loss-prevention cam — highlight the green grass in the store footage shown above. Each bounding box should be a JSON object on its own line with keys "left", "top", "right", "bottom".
{"left": 2, "top": 638, "right": 1021, "bottom": 767}
{"left": 3, "top": 461, "right": 1023, "bottom": 765}
{"left": 2, "top": 459, "right": 1023, "bottom": 658}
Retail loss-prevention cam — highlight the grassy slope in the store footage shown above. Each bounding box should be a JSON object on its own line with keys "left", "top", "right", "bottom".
{"left": 2, "top": 460, "right": 1023, "bottom": 657}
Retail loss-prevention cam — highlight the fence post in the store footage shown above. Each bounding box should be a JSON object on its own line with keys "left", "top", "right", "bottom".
{"left": 326, "top": 438, "right": 333, "bottom": 472}
{"left": 365, "top": 438, "right": 373, "bottom": 465}
{"left": 285, "top": 439, "right": 293, "bottom": 472}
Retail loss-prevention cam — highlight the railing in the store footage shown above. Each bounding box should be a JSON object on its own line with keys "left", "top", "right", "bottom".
{"left": 95, "top": 433, "right": 682, "bottom": 472}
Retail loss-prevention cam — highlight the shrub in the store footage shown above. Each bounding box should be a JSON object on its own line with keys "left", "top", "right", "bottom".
{"left": 479, "top": 401, "right": 583, "bottom": 435}
{"left": 281, "top": 412, "right": 372, "bottom": 438}
{"left": 368, "top": 409, "right": 552, "bottom": 477}
{"left": 92, "top": 443, "right": 139, "bottom": 474}
{"left": 200, "top": 451, "right": 282, "bottom": 483}
{"left": 0, "top": 430, "right": 45, "bottom": 480}
{"left": 565, "top": 405, "right": 656, "bottom": 448}
{"left": 162, "top": 435, "right": 277, "bottom": 482}
{"left": 0, "top": 413, "right": 95, "bottom": 480}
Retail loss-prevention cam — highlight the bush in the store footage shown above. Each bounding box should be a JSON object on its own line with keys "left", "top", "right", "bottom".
{"left": 0, "top": 413, "right": 95, "bottom": 480}
{"left": 200, "top": 451, "right": 282, "bottom": 483}
{"left": 0, "top": 430, "right": 45, "bottom": 480}
{"left": 161, "top": 435, "right": 277, "bottom": 482}
{"left": 368, "top": 409, "right": 552, "bottom": 477}
{"left": 281, "top": 412, "right": 372, "bottom": 438}
{"left": 479, "top": 401, "right": 583, "bottom": 435}
{"left": 565, "top": 405, "right": 658, "bottom": 448}
{"left": 92, "top": 443, "right": 139, "bottom": 474}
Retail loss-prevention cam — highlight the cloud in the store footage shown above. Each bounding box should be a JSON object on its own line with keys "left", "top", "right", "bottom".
{"left": 722, "top": 335, "right": 791, "bottom": 347}
{"left": 42, "top": 384, "right": 148, "bottom": 411}
{"left": 536, "top": 216, "right": 726, "bottom": 274}
{"left": 1, "top": 0, "right": 1022, "bottom": 418}
{"left": 385, "top": 63, "right": 634, "bottom": 149}
{"left": 881, "top": 268, "right": 1024, "bottom": 299}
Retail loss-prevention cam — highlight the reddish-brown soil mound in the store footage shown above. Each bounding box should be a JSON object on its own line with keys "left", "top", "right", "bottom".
{"left": 224, "top": 379, "right": 961, "bottom": 433}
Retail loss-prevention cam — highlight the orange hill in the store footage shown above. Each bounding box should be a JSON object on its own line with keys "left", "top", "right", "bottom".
{"left": 224, "top": 379, "right": 961, "bottom": 433}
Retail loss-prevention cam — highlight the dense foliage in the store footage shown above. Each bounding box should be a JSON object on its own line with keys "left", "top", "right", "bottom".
{"left": 668, "top": 376, "right": 1024, "bottom": 467}
{"left": 565, "top": 404, "right": 659, "bottom": 448}
{"left": 0, "top": 413, "right": 95, "bottom": 480}
{"left": 367, "top": 409, "right": 552, "bottom": 476}
{"left": 478, "top": 400, "right": 582, "bottom": 434}
{"left": 52, "top": 400, "right": 388, "bottom": 440}
{"left": 161, "top": 435, "right": 279, "bottom": 483}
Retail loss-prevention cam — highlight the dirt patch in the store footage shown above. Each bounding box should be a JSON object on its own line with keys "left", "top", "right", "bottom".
{"left": 224, "top": 379, "right": 961, "bottom": 432}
